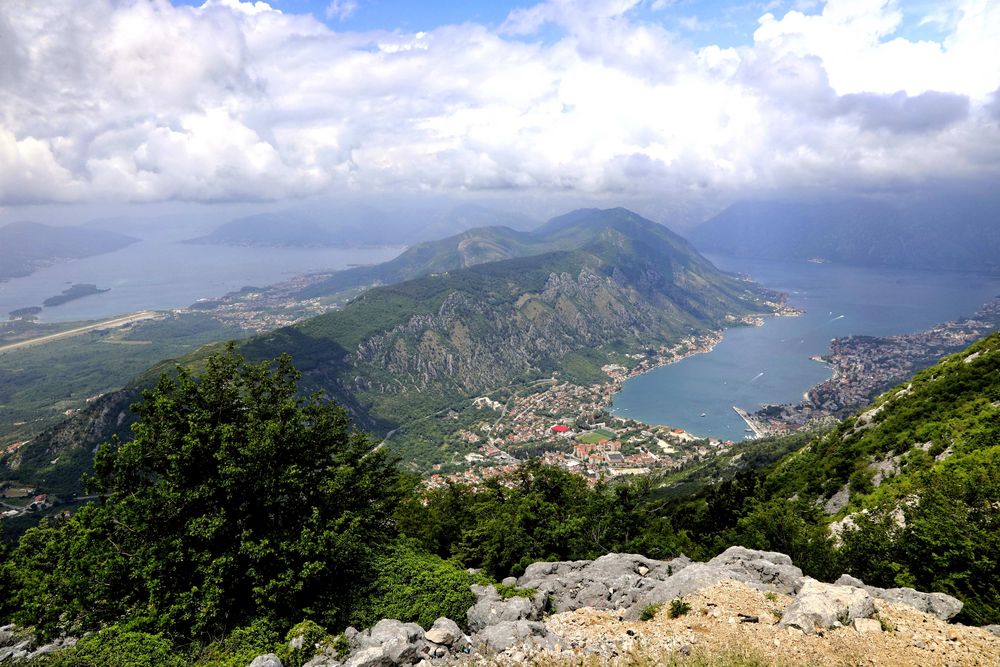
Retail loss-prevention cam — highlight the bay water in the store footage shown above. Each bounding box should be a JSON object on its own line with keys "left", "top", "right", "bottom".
{"left": 611, "top": 256, "right": 1000, "bottom": 441}
{"left": 0, "top": 240, "right": 404, "bottom": 323}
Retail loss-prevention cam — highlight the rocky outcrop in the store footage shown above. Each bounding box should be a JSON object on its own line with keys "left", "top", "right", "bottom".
{"left": 2, "top": 547, "right": 971, "bottom": 667}
{"left": 516, "top": 553, "right": 691, "bottom": 615}
{"left": 625, "top": 546, "right": 804, "bottom": 619}
{"left": 778, "top": 579, "right": 876, "bottom": 634}
{"left": 834, "top": 574, "right": 963, "bottom": 621}
{"left": 0, "top": 627, "right": 77, "bottom": 663}
{"left": 471, "top": 620, "right": 559, "bottom": 654}
{"left": 467, "top": 584, "right": 547, "bottom": 631}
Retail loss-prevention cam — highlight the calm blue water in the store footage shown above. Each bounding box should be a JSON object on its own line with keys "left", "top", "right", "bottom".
{"left": 611, "top": 256, "right": 1000, "bottom": 441}
{"left": 0, "top": 240, "right": 404, "bottom": 323}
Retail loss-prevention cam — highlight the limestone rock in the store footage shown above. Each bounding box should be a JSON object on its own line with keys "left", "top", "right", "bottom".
{"left": 423, "top": 617, "right": 464, "bottom": 647}
{"left": 471, "top": 620, "right": 561, "bottom": 654}
{"left": 779, "top": 578, "right": 875, "bottom": 635}
{"left": 360, "top": 619, "right": 426, "bottom": 664}
{"left": 467, "top": 584, "right": 546, "bottom": 632}
{"left": 248, "top": 655, "right": 283, "bottom": 667}
{"left": 983, "top": 625, "right": 1000, "bottom": 637}
{"left": 516, "top": 553, "right": 691, "bottom": 615}
{"left": 343, "top": 646, "right": 392, "bottom": 667}
{"left": 834, "top": 574, "right": 963, "bottom": 621}
{"left": 627, "top": 547, "right": 804, "bottom": 619}
{"left": 853, "top": 618, "right": 883, "bottom": 634}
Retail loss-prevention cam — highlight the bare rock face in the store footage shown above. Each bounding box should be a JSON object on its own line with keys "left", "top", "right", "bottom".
{"left": 626, "top": 547, "right": 804, "bottom": 620}
{"left": 471, "top": 620, "right": 560, "bottom": 654}
{"left": 249, "top": 655, "right": 284, "bottom": 667}
{"left": 467, "top": 584, "right": 547, "bottom": 632}
{"left": 516, "top": 553, "right": 692, "bottom": 615}
{"left": 356, "top": 619, "right": 427, "bottom": 665}
{"left": 779, "top": 579, "right": 876, "bottom": 634}
{"left": 834, "top": 574, "right": 963, "bottom": 621}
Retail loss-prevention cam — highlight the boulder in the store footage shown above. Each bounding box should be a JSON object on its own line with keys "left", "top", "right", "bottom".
{"left": 471, "top": 620, "right": 561, "bottom": 654}
{"left": 359, "top": 619, "right": 426, "bottom": 664}
{"left": 779, "top": 579, "right": 875, "bottom": 635}
{"left": 303, "top": 653, "right": 342, "bottom": 667}
{"left": 834, "top": 574, "right": 962, "bottom": 621}
{"left": 467, "top": 584, "right": 546, "bottom": 632}
{"left": 423, "top": 617, "right": 464, "bottom": 648}
{"left": 516, "top": 553, "right": 691, "bottom": 614}
{"left": 343, "top": 646, "right": 392, "bottom": 667}
{"left": 853, "top": 618, "right": 882, "bottom": 634}
{"left": 983, "top": 625, "right": 1000, "bottom": 637}
{"left": 625, "top": 547, "right": 803, "bottom": 619}
{"left": 249, "top": 655, "right": 284, "bottom": 667}
{"left": 706, "top": 546, "right": 804, "bottom": 594}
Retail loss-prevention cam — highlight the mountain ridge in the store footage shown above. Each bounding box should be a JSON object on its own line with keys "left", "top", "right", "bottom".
{"left": 688, "top": 196, "right": 1000, "bottom": 273}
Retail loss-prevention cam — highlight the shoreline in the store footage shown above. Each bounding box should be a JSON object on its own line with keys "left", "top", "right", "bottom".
{"left": 602, "top": 303, "right": 799, "bottom": 440}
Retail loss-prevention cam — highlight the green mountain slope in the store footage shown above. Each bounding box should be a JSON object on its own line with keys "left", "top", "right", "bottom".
{"left": 4, "top": 208, "right": 778, "bottom": 493}
{"left": 241, "top": 209, "right": 777, "bottom": 461}
{"left": 0, "top": 222, "right": 138, "bottom": 282}
{"left": 297, "top": 207, "right": 727, "bottom": 299}
{"left": 658, "top": 332, "right": 1000, "bottom": 624}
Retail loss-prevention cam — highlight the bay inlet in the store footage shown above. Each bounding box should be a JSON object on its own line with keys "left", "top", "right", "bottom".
{"left": 610, "top": 256, "right": 1000, "bottom": 441}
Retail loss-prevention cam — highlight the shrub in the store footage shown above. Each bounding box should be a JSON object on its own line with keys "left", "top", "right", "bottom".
{"left": 669, "top": 598, "right": 691, "bottom": 618}
{"left": 43, "top": 625, "right": 183, "bottom": 667}
{"left": 191, "top": 618, "right": 281, "bottom": 667}
{"left": 280, "top": 620, "right": 332, "bottom": 667}
{"left": 639, "top": 603, "right": 662, "bottom": 621}
{"left": 346, "top": 540, "right": 480, "bottom": 630}
{"left": 495, "top": 583, "right": 537, "bottom": 600}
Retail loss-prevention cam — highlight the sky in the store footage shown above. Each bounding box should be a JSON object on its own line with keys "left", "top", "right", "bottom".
{"left": 1, "top": 0, "right": 999, "bottom": 225}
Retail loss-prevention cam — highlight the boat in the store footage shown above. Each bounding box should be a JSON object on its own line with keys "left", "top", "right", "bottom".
{"left": 700, "top": 412, "right": 707, "bottom": 417}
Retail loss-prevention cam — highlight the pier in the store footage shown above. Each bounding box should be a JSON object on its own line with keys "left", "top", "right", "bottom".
{"left": 733, "top": 405, "right": 766, "bottom": 439}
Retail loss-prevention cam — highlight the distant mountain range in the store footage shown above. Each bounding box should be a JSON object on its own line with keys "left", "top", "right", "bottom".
{"left": 688, "top": 196, "right": 1000, "bottom": 273}
{"left": 8, "top": 208, "right": 778, "bottom": 489}
{"left": 0, "top": 222, "right": 138, "bottom": 281}
{"left": 184, "top": 203, "right": 539, "bottom": 248}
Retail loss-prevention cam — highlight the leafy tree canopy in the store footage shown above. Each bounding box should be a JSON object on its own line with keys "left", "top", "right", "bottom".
{"left": 3, "top": 347, "right": 402, "bottom": 639}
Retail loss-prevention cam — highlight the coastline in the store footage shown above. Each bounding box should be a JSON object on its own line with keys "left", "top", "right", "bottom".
{"left": 602, "top": 301, "right": 800, "bottom": 440}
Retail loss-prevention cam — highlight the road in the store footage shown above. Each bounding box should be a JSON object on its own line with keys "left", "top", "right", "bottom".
{"left": 0, "top": 311, "right": 160, "bottom": 355}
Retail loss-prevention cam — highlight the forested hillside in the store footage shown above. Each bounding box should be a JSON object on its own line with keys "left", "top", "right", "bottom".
{"left": 4, "top": 209, "right": 778, "bottom": 494}
{"left": 1, "top": 333, "right": 998, "bottom": 665}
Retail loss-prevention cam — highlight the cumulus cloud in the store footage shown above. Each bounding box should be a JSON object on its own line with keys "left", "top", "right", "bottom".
{"left": 0, "top": 0, "right": 998, "bottom": 206}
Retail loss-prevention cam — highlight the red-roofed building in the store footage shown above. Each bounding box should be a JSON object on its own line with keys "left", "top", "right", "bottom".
{"left": 550, "top": 424, "right": 570, "bottom": 433}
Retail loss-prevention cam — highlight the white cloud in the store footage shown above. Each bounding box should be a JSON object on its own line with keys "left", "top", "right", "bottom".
{"left": 325, "top": 0, "right": 359, "bottom": 22}
{"left": 0, "top": 0, "right": 997, "bottom": 206}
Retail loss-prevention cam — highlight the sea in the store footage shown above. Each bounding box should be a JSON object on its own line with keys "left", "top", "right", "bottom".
{"left": 610, "top": 256, "right": 1000, "bottom": 441}
{"left": 0, "top": 237, "right": 405, "bottom": 324}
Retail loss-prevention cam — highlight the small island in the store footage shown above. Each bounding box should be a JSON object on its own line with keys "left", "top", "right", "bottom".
{"left": 43, "top": 284, "right": 110, "bottom": 308}
{"left": 8, "top": 306, "right": 42, "bottom": 320}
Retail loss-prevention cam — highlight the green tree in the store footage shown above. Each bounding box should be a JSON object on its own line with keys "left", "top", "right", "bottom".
{"left": 5, "top": 347, "right": 402, "bottom": 639}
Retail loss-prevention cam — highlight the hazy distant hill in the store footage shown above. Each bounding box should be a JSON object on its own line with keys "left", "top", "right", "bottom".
{"left": 688, "top": 197, "right": 1000, "bottom": 273}
{"left": 297, "top": 207, "right": 702, "bottom": 299}
{"left": 11, "top": 208, "right": 778, "bottom": 490}
{"left": 184, "top": 203, "right": 539, "bottom": 248}
{"left": 0, "top": 222, "right": 139, "bottom": 281}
